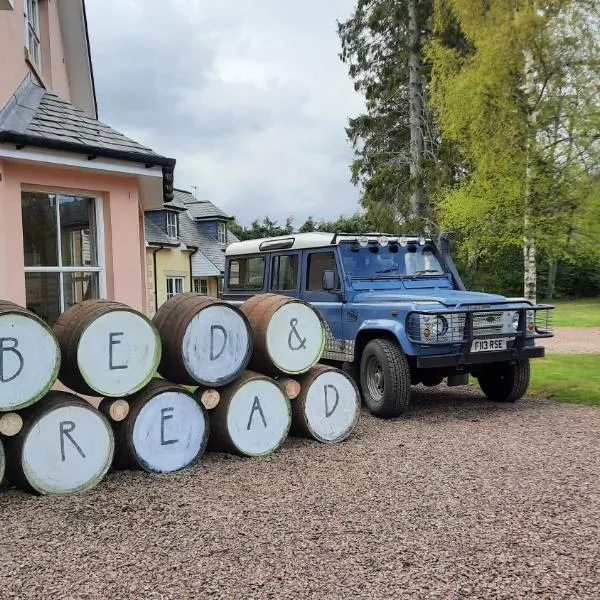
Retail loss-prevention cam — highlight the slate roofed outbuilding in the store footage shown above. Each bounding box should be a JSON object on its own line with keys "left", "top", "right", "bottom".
{"left": 173, "top": 188, "right": 232, "bottom": 221}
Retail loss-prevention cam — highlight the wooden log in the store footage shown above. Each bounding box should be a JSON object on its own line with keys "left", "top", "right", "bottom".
{"left": 240, "top": 294, "right": 325, "bottom": 376}
{"left": 153, "top": 293, "right": 252, "bottom": 386}
{"left": 98, "top": 398, "right": 130, "bottom": 422}
{"left": 291, "top": 364, "right": 360, "bottom": 444}
{"left": 195, "top": 387, "right": 220, "bottom": 410}
{"left": 4, "top": 391, "right": 114, "bottom": 495}
{"left": 53, "top": 299, "right": 162, "bottom": 397}
{"left": 112, "top": 379, "right": 209, "bottom": 473}
{"left": 209, "top": 371, "right": 291, "bottom": 457}
{"left": 278, "top": 378, "right": 301, "bottom": 400}
{"left": 0, "top": 300, "right": 61, "bottom": 411}
{"left": 0, "top": 412, "right": 23, "bottom": 437}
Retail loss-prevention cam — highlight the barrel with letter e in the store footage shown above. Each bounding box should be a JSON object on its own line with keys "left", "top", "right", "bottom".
{"left": 291, "top": 364, "right": 360, "bottom": 443}
{"left": 53, "top": 300, "right": 161, "bottom": 397}
{"left": 240, "top": 294, "right": 325, "bottom": 376}
{"left": 0, "top": 301, "right": 61, "bottom": 411}
{"left": 153, "top": 293, "right": 252, "bottom": 387}
{"left": 107, "top": 379, "right": 209, "bottom": 474}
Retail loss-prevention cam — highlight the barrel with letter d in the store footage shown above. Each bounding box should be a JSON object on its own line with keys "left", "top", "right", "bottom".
{"left": 108, "top": 379, "right": 209, "bottom": 474}
{"left": 4, "top": 391, "right": 114, "bottom": 495}
{"left": 240, "top": 294, "right": 325, "bottom": 376}
{"left": 209, "top": 371, "right": 291, "bottom": 457}
{"left": 153, "top": 293, "right": 252, "bottom": 386}
{"left": 291, "top": 364, "right": 360, "bottom": 444}
{"left": 53, "top": 300, "right": 161, "bottom": 397}
{"left": 0, "top": 300, "right": 60, "bottom": 411}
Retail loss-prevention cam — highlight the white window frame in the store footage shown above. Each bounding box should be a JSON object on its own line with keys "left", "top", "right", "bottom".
{"left": 24, "top": 0, "right": 41, "bottom": 67}
{"left": 166, "top": 211, "right": 178, "bottom": 239}
{"left": 194, "top": 278, "right": 209, "bottom": 295}
{"left": 166, "top": 277, "right": 184, "bottom": 299}
{"left": 23, "top": 191, "right": 106, "bottom": 314}
{"left": 217, "top": 222, "right": 226, "bottom": 244}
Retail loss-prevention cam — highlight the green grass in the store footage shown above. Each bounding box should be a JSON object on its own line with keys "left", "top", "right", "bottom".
{"left": 544, "top": 297, "right": 600, "bottom": 328}
{"left": 528, "top": 354, "right": 600, "bottom": 406}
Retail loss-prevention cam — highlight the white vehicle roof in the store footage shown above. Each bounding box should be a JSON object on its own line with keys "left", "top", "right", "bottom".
{"left": 226, "top": 232, "right": 431, "bottom": 256}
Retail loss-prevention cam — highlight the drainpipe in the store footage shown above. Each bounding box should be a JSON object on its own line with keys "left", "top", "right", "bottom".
{"left": 151, "top": 246, "right": 165, "bottom": 313}
{"left": 188, "top": 246, "right": 198, "bottom": 292}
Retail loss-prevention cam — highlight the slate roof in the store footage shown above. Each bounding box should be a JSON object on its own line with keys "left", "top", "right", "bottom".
{"left": 145, "top": 219, "right": 181, "bottom": 248}
{"left": 174, "top": 188, "right": 232, "bottom": 220}
{"left": 0, "top": 74, "right": 175, "bottom": 201}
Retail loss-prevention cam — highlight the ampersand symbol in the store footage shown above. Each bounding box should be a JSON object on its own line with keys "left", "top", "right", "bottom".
{"left": 288, "top": 318, "right": 307, "bottom": 351}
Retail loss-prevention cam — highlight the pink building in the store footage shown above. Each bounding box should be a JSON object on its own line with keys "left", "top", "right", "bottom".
{"left": 0, "top": 0, "right": 175, "bottom": 323}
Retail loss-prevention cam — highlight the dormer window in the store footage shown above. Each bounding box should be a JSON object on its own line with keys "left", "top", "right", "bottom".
{"left": 24, "top": 0, "right": 41, "bottom": 67}
{"left": 166, "top": 211, "right": 178, "bottom": 238}
{"left": 217, "top": 222, "right": 226, "bottom": 244}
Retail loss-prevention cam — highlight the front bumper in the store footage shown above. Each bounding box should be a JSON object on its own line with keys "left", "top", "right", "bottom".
{"left": 416, "top": 345, "right": 545, "bottom": 369}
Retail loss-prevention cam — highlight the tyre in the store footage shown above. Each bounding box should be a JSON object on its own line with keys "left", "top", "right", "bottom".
{"left": 359, "top": 338, "right": 411, "bottom": 418}
{"left": 476, "top": 359, "right": 530, "bottom": 403}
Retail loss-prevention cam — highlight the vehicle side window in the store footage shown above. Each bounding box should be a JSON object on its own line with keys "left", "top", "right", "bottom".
{"left": 271, "top": 254, "right": 298, "bottom": 291}
{"left": 227, "top": 256, "right": 265, "bottom": 289}
{"left": 307, "top": 251, "right": 339, "bottom": 291}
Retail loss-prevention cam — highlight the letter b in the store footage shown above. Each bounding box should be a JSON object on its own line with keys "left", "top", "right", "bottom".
{"left": 0, "top": 338, "right": 24, "bottom": 383}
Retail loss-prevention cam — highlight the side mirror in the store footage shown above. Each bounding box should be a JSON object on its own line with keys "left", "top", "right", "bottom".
{"left": 322, "top": 270, "right": 336, "bottom": 291}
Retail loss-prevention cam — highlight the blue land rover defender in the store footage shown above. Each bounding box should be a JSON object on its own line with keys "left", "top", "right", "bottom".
{"left": 222, "top": 232, "right": 553, "bottom": 418}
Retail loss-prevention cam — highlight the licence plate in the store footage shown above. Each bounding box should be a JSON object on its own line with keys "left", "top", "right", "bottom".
{"left": 470, "top": 338, "right": 507, "bottom": 352}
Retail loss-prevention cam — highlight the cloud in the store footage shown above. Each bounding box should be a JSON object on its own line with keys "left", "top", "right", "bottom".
{"left": 86, "top": 0, "right": 364, "bottom": 225}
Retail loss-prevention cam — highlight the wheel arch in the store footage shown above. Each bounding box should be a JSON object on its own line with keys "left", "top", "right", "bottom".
{"left": 355, "top": 321, "right": 408, "bottom": 363}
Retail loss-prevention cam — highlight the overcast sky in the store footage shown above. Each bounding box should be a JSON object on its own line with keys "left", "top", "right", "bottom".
{"left": 85, "top": 0, "right": 364, "bottom": 226}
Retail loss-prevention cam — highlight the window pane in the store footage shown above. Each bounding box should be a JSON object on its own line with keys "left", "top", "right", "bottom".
{"left": 59, "top": 195, "right": 97, "bottom": 267}
{"left": 307, "top": 252, "right": 339, "bottom": 291}
{"left": 22, "top": 192, "right": 58, "bottom": 267}
{"left": 228, "top": 257, "right": 265, "bottom": 289}
{"left": 271, "top": 254, "right": 298, "bottom": 290}
{"left": 63, "top": 272, "right": 100, "bottom": 311}
{"left": 25, "top": 272, "right": 61, "bottom": 325}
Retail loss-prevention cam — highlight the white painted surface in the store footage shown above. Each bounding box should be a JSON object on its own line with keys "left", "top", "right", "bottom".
{"left": 266, "top": 303, "right": 324, "bottom": 374}
{"left": 77, "top": 311, "right": 160, "bottom": 396}
{"left": 303, "top": 372, "right": 360, "bottom": 443}
{"left": 226, "top": 379, "right": 291, "bottom": 456}
{"left": 132, "top": 391, "right": 207, "bottom": 473}
{"left": 0, "top": 314, "right": 60, "bottom": 410}
{"left": 182, "top": 305, "right": 250, "bottom": 385}
{"left": 22, "top": 404, "right": 114, "bottom": 494}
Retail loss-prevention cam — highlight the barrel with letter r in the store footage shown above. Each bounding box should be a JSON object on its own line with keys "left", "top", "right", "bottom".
{"left": 291, "top": 364, "right": 360, "bottom": 444}
{"left": 209, "top": 371, "right": 291, "bottom": 457}
{"left": 240, "top": 294, "right": 325, "bottom": 376}
{"left": 4, "top": 391, "right": 114, "bottom": 495}
{"left": 153, "top": 293, "right": 252, "bottom": 387}
{"left": 106, "top": 379, "right": 209, "bottom": 474}
{"left": 53, "top": 300, "right": 161, "bottom": 397}
{"left": 0, "top": 300, "right": 60, "bottom": 411}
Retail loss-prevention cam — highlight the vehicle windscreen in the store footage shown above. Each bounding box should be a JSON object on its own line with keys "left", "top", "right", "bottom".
{"left": 339, "top": 241, "right": 445, "bottom": 279}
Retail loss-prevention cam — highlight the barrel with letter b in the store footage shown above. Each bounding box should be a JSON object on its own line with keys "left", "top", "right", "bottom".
{"left": 4, "top": 391, "right": 114, "bottom": 495}
{"left": 240, "top": 294, "right": 325, "bottom": 376}
{"left": 291, "top": 364, "right": 360, "bottom": 444}
{"left": 53, "top": 300, "right": 161, "bottom": 397}
{"left": 0, "top": 300, "right": 60, "bottom": 411}
{"left": 107, "top": 379, "right": 209, "bottom": 474}
{"left": 153, "top": 293, "right": 252, "bottom": 387}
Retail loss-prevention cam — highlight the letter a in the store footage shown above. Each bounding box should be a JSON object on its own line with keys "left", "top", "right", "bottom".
{"left": 247, "top": 396, "right": 267, "bottom": 430}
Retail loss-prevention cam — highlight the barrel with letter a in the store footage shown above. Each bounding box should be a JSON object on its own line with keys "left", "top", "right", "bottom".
{"left": 53, "top": 299, "right": 161, "bottom": 397}
{"left": 291, "top": 364, "right": 361, "bottom": 443}
{"left": 4, "top": 391, "right": 114, "bottom": 495}
{"left": 240, "top": 294, "right": 325, "bottom": 376}
{"left": 108, "top": 379, "right": 209, "bottom": 474}
{"left": 0, "top": 300, "right": 60, "bottom": 411}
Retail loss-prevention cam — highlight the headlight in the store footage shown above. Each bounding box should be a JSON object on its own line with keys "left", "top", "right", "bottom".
{"left": 511, "top": 312, "right": 520, "bottom": 331}
{"left": 422, "top": 315, "right": 448, "bottom": 339}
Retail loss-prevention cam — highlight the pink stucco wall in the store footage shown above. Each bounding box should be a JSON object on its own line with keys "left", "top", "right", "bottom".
{"left": 0, "top": 158, "right": 147, "bottom": 313}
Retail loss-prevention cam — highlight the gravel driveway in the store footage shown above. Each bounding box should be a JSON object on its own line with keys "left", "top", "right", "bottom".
{"left": 1, "top": 386, "right": 599, "bottom": 599}
{"left": 543, "top": 327, "right": 600, "bottom": 354}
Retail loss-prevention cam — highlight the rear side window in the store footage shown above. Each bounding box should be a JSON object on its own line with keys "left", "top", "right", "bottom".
{"left": 271, "top": 254, "right": 299, "bottom": 291}
{"left": 307, "top": 251, "right": 339, "bottom": 291}
{"left": 228, "top": 256, "right": 265, "bottom": 289}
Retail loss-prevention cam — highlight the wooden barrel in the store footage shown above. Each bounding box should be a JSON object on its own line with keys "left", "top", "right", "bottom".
{"left": 4, "top": 391, "right": 114, "bottom": 495}
{"left": 209, "top": 371, "right": 291, "bottom": 457}
{"left": 53, "top": 299, "right": 161, "bottom": 397}
{"left": 240, "top": 294, "right": 325, "bottom": 375}
{"left": 0, "top": 300, "right": 60, "bottom": 411}
{"left": 0, "top": 439, "right": 5, "bottom": 484}
{"left": 291, "top": 364, "right": 361, "bottom": 443}
{"left": 109, "top": 379, "right": 209, "bottom": 473}
{"left": 153, "top": 293, "right": 252, "bottom": 386}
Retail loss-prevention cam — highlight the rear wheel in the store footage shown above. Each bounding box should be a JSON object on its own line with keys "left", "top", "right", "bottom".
{"left": 359, "top": 339, "right": 411, "bottom": 418}
{"left": 476, "top": 359, "right": 530, "bottom": 402}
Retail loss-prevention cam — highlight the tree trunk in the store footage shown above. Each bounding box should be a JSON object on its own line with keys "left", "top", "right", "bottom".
{"left": 546, "top": 257, "right": 558, "bottom": 300}
{"left": 408, "top": 0, "right": 424, "bottom": 221}
{"left": 523, "top": 232, "right": 537, "bottom": 302}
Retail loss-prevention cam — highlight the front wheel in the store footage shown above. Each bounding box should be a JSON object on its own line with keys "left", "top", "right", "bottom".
{"left": 476, "top": 359, "right": 530, "bottom": 402}
{"left": 359, "top": 339, "right": 411, "bottom": 418}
